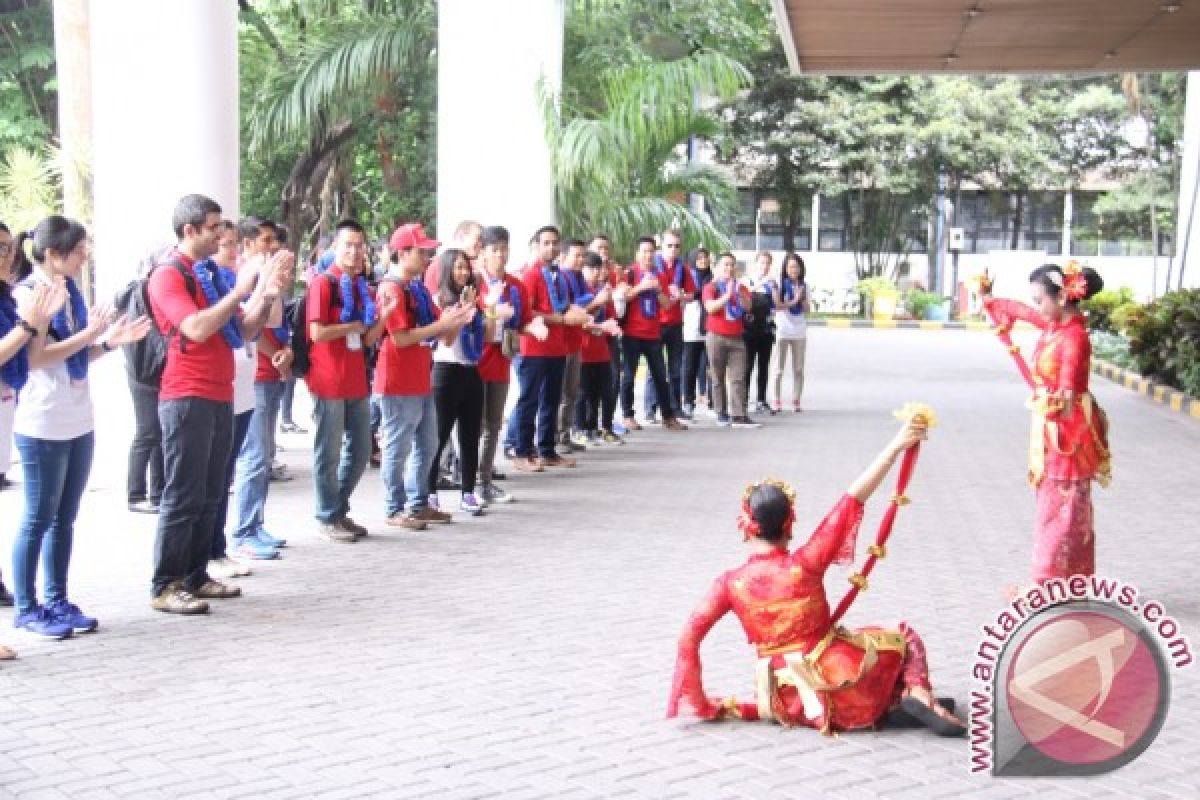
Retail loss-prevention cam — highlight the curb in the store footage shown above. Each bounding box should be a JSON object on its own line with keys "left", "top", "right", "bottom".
{"left": 809, "top": 318, "right": 999, "bottom": 331}
{"left": 1091, "top": 359, "right": 1200, "bottom": 420}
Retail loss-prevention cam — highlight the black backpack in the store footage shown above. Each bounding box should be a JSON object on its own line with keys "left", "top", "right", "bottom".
{"left": 288, "top": 273, "right": 337, "bottom": 379}
{"left": 111, "top": 257, "right": 194, "bottom": 387}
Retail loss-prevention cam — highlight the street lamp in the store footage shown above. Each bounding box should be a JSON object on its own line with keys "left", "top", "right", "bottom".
{"left": 755, "top": 196, "right": 781, "bottom": 253}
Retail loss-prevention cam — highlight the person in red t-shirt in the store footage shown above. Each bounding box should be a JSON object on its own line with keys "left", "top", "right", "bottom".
{"left": 702, "top": 252, "right": 758, "bottom": 429}
{"left": 505, "top": 226, "right": 590, "bottom": 470}
{"left": 556, "top": 239, "right": 593, "bottom": 451}
{"left": 147, "top": 194, "right": 291, "bottom": 615}
{"left": 617, "top": 237, "right": 687, "bottom": 432}
{"left": 476, "top": 226, "right": 536, "bottom": 504}
{"left": 376, "top": 223, "right": 475, "bottom": 529}
{"left": 574, "top": 252, "right": 624, "bottom": 444}
{"left": 642, "top": 229, "right": 695, "bottom": 422}
{"left": 589, "top": 234, "right": 625, "bottom": 432}
{"left": 306, "top": 220, "right": 394, "bottom": 542}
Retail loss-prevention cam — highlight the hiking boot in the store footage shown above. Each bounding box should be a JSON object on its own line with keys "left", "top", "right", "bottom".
{"left": 387, "top": 513, "right": 428, "bottom": 531}
{"left": 316, "top": 522, "right": 358, "bottom": 543}
{"left": 193, "top": 580, "right": 242, "bottom": 600}
{"left": 413, "top": 506, "right": 453, "bottom": 524}
{"left": 151, "top": 583, "right": 210, "bottom": 615}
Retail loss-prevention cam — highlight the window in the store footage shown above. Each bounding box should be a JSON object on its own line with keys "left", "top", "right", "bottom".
{"left": 1071, "top": 191, "right": 1171, "bottom": 257}
{"left": 819, "top": 191, "right": 927, "bottom": 253}
{"left": 734, "top": 189, "right": 811, "bottom": 251}
{"left": 954, "top": 191, "right": 1062, "bottom": 255}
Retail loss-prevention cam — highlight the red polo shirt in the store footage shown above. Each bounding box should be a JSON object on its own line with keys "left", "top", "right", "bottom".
{"left": 148, "top": 251, "right": 235, "bottom": 404}
{"left": 519, "top": 261, "right": 568, "bottom": 358}
{"left": 581, "top": 302, "right": 616, "bottom": 364}
{"left": 702, "top": 281, "right": 750, "bottom": 337}
{"left": 305, "top": 267, "right": 369, "bottom": 400}
{"left": 621, "top": 264, "right": 667, "bottom": 341}
{"left": 374, "top": 278, "right": 438, "bottom": 396}
{"left": 656, "top": 257, "right": 695, "bottom": 327}
{"left": 477, "top": 273, "right": 529, "bottom": 383}
{"left": 255, "top": 328, "right": 287, "bottom": 383}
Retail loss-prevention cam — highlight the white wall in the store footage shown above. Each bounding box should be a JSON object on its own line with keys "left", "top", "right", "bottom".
{"left": 436, "top": 0, "right": 563, "bottom": 260}
{"left": 89, "top": 0, "right": 239, "bottom": 301}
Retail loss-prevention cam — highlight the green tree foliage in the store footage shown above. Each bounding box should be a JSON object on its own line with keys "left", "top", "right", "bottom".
{"left": 0, "top": 0, "right": 55, "bottom": 152}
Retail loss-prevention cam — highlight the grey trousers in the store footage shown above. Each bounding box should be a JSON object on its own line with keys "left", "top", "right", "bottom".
{"left": 772, "top": 338, "right": 807, "bottom": 407}
{"left": 557, "top": 352, "right": 582, "bottom": 439}
{"left": 478, "top": 379, "right": 510, "bottom": 487}
{"left": 705, "top": 332, "right": 747, "bottom": 419}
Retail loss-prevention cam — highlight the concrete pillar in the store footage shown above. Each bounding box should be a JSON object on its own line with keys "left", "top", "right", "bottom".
{"left": 809, "top": 193, "right": 820, "bottom": 253}
{"left": 53, "top": 0, "right": 93, "bottom": 227}
{"left": 1174, "top": 70, "right": 1200, "bottom": 289}
{"left": 437, "top": 0, "right": 563, "bottom": 261}
{"left": 89, "top": 0, "right": 239, "bottom": 301}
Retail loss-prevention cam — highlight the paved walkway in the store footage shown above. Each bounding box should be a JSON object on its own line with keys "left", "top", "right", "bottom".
{"left": 0, "top": 327, "right": 1196, "bottom": 799}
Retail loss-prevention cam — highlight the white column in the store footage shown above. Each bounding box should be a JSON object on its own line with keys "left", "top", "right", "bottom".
{"left": 809, "top": 193, "right": 820, "bottom": 253}
{"left": 89, "top": 0, "right": 238, "bottom": 301}
{"left": 1175, "top": 71, "right": 1200, "bottom": 289}
{"left": 437, "top": 0, "right": 563, "bottom": 260}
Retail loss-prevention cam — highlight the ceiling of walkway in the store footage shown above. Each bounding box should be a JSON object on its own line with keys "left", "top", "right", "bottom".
{"left": 773, "top": 0, "right": 1200, "bottom": 74}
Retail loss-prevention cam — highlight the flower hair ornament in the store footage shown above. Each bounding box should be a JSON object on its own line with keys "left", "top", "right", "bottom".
{"left": 738, "top": 478, "right": 797, "bottom": 542}
{"left": 1061, "top": 260, "right": 1089, "bottom": 302}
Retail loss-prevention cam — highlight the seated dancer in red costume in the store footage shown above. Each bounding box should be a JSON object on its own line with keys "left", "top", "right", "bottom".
{"left": 667, "top": 417, "right": 964, "bottom": 736}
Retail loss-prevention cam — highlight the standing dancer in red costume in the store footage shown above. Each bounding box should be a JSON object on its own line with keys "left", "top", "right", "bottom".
{"left": 667, "top": 410, "right": 964, "bottom": 736}
{"left": 979, "top": 263, "right": 1111, "bottom": 585}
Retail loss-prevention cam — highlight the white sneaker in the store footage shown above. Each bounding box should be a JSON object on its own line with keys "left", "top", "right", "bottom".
{"left": 210, "top": 556, "right": 252, "bottom": 579}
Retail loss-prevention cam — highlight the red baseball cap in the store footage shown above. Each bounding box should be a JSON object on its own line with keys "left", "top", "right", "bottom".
{"left": 389, "top": 223, "right": 440, "bottom": 251}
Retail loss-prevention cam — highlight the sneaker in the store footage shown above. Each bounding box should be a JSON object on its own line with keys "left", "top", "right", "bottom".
{"left": 210, "top": 556, "right": 253, "bottom": 578}
{"left": 269, "top": 464, "right": 294, "bottom": 482}
{"left": 316, "top": 522, "right": 358, "bottom": 543}
{"left": 663, "top": 417, "right": 689, "bottom": 432}
{"left": 491, "top": 468, "right": 507, "bottom": 481}
{"left": 601, "top": 430, "right": 624, "bottom": 445}
{"left": 622, "top": 417, "right": 643, "bottom": 432}
{"left": 413, "top": 506, "right": 453, "bottom": 524}
{"left": 503, "top": 445, "right": 517, "bottom": 460}
{"left": 128, "top": 499, "right": 159, "bottom": 514}
{"left": 233, "top": 538, "right": 282, "bottom": 560}
{"left": 255, "top": 529, "right": 287, "bottom": 548}
{"left": 427, "top": 495, "right": 442, "bottom": 512}
{"left": 150, "top": 583, "right": 210, "bottom": 615}
{"left": 570, "top": 431, "right": 591, "bottom": 449}
{"left": 0, "top": 581, "right": 13, "bottom": 607}
{"left": 716, "top": 413, "right": 732, "bottom": 427}
{"left": 14, "top": 607, "right": 73, "bottom": 639}
{"left": 732, "top": 416, "right": 763, "bottom": 429}
{"left": 612, "top": 421, "right": 628, "bottom": 436}
{"left": 387, "top": 512, "right": 428, "bottom": 531}
{"left": 193, "top": 580, "right": 242, "bottom": 599}
{"left": 537, "top": 454, "right": 577, "bottom": 468}
{"left": 47, "top": 600, "right": 99, "bottom": 633}
{"left": 339, "top": 517, "right": 368, "bottom": 537}
{"left": 699, "top": 406, "right": 718, "bottom": 420}
{"left": 460, "top": 493, "right": 484, "bottom": 516}
{"left": 481, "top": 484, "right": 513, "bottom": 504}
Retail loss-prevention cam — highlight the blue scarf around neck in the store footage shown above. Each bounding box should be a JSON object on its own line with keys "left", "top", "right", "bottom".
{"left": 0, "top": 291, "right": 29, "bottom": 390}
{"left": 194, "top": 260, "right": 244, "bottom": 350}
{"left": 49, "top": 276, "right": 90, "bottom": 381}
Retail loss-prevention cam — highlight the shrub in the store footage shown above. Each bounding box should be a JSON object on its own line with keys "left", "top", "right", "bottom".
{"left": 1125, "top": 289, "right": 1200, "bottom": 396}
{"left": 1083, "top": 287, "right": 1136, "bottom": 333}
{"left": 905, "top": 288, "right": 942, "bottom": 319}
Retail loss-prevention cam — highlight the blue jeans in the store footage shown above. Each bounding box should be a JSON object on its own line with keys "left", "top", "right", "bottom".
{"left": 12, "top": 432, "right": 95, "bottom": 615}
{"left": 643, "top": 323, "right": 684, "bottom": 415}
{"left": 234, "top": 381, "right": 285, "bottom": 541}
{"left": 505, "top": 355, "right": 565, "bottom": 458}
{"left": 378, "top": 393, "right": 438, "bottom": 517}
{"left": 312, "top": 396, "right": 372, "bottom": 523}
{"left": 503, "top": 355, "right": 523, "bottom": 452}
{"left": 153, "top": 398, "right": 232, "bottom": 595}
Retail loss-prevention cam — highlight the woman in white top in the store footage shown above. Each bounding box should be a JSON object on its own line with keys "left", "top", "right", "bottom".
{"left": 770, "top": 252, "right": 812, "bottom": 412}
{"left": 12, "top": 216, "right": 149, "bottom": 639}
{"left": 428, "top": 249, "right": 493, "bottom": 516}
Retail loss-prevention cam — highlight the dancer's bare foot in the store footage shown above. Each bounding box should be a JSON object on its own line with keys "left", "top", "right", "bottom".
{"left": 0, "top": 643, "right": 17, "bottom": 660}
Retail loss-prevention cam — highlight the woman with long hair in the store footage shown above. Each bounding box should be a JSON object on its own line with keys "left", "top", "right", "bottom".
{"left": 742, "top": 250, "right": 776, "bottom": 416}
{"left": 770, "top": 252, "right": 811, "bottom": 412}
{"left": 0, "top": 220, "right": 69, "bottom": 656}
{"left": 668, "top": 417, "right": 963, "bottom": 736}
{"left": 981, "top": 262, "right": 1110, "bottom": 585}
{"left": 428, "top": 248, "right": 493, "bottom": 516}
{"left": 11, "top": 216, "right": 149, "bottom": 639}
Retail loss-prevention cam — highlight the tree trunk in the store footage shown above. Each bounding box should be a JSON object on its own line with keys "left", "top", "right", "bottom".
{"left": 280, "top": 119, "right": 357, "bottom": 257}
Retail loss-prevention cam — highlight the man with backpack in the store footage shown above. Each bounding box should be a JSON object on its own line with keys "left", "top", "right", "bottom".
{"left": 116, "top": 243, "right": 174, "bottom": 514}
{"left": 303, "top": 219, "right": 394, "bottom": 542}
{"left": 146, "top": 194, "right": 291, "bottom": 615}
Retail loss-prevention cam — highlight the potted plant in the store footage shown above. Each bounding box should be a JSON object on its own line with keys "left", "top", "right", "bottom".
{"left": 906, "top": 288, "right": 947, "bottom": 321}
{"left": 856, "top": 276, "right": 898, "bottom": 320}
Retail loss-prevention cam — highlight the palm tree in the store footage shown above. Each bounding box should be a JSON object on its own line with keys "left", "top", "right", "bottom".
{"left": 543, "top": 49, "right": 751, "bottom": 259}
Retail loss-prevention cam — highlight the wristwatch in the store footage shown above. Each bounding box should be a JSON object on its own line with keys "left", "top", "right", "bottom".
{"left": 101, "top": 340, "right": 114, "bottom": 352}
{"left": 15, "top": 318, "right": 37, "bottom": 336}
